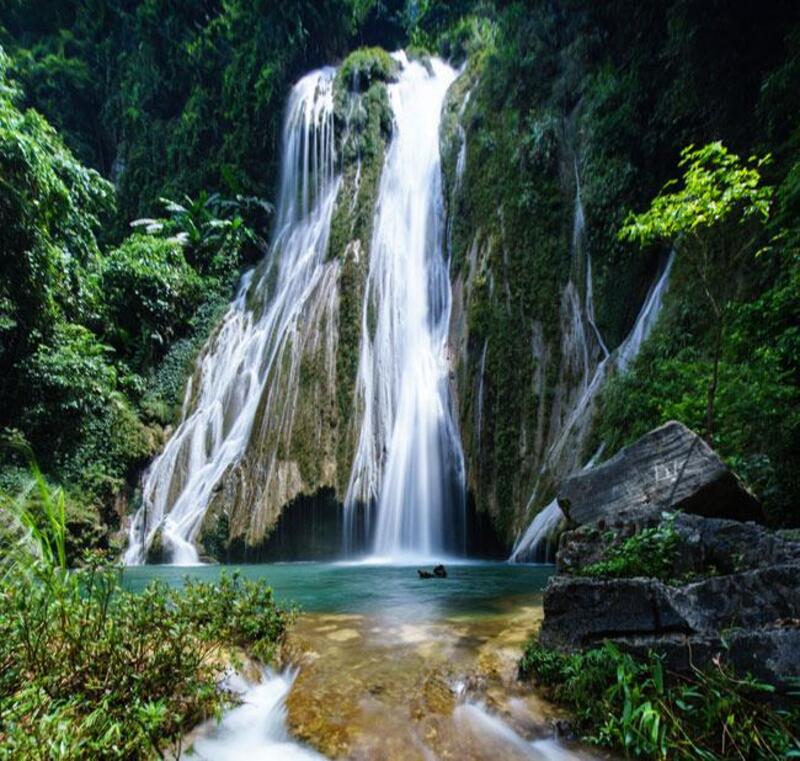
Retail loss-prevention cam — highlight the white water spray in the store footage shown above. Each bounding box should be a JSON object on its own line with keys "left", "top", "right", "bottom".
{"left": 186, "top": 669, "right": 323, "bottom": 760}
{"left": 125, "top": 68, "right": 339, "bottom": 565}
{"left": 344, "top": 54, "right": 466, "bottom": 560}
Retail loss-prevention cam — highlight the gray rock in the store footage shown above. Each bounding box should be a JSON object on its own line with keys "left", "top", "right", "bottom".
{"left": 556, "top": 513, "right": 800, "bottom": 577}
{"left": 669, "top": 564, "right": 800, "bottom": 633}
{"left": 557, "top": 421, "right": 763, "bottom": 527}
{"left": 608, "top": 626, "right": 800, "bottom": 692}
{"left": 540, "top": 564, "right": 800, "bottom": 650}
{"left": 724, "top": 626, "right": 800, "bottom": 688}
{"left": 539, "top": 576, "right": 691, "bottom": 649}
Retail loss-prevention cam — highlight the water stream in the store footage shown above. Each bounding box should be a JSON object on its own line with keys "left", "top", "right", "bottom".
{"left": 511, "top": 252, "right": 675, "bottom": 562}
{"left": 126, "top": 563, "right": 595, "bottom": 761}
{"left": 125, "top": 68, "right": 339, "bottom": 565}
{"left": 344, "top": 53, "right": 466, "bottom": 560}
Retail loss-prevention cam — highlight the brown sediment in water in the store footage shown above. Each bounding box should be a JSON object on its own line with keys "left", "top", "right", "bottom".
{"left": 283, "top": 601, "right": 592, "bottom": 760}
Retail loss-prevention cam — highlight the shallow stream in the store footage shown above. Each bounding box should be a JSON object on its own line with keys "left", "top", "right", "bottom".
{"left": 125, "top": 563, "right": 605, "bottom": 760}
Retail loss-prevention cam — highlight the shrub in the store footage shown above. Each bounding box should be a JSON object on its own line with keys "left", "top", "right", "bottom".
{"left": 519, "top": 639, "right": 800, "bottom": 760}
{"left": 581, "top": 517, "right": 680, "bottom": 581}
{"left": 0, "top": 468, "right": 292, "bottom": 759}
{"left": 102, "top": 234, "right": 204, "bottom": 364}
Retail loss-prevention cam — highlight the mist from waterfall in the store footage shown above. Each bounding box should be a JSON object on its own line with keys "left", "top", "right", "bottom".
{"left": 125, "top": 68, "right": 339, "bottom": 565}
{"left": 344, "top": 53, "right": 466, "bottom": 560}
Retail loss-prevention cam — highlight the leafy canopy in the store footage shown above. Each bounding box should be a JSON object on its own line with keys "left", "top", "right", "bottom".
{"left": 619, "top": 142, "right": 772, "bottom": 247}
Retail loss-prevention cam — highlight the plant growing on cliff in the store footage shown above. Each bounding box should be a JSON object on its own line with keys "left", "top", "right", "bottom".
{"left": 581, "top": 516, "right": 680, "bottom": 582}
{"left": 619, "top": 142, "right": 773, "bottom": 442}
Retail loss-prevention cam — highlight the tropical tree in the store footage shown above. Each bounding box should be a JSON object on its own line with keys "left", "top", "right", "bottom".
{"left": 619, "top": 142, "right": 773, "bottom": 440}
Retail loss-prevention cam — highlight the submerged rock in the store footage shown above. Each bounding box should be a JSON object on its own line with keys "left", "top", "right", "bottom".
{"left": 418, "top": 565, "right": 449, "bottom": 579}
{"left": 557, "top": 421, "right": 763, "bottom": 526}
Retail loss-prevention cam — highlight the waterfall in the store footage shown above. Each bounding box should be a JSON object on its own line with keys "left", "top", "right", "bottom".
{"left": 574, "top": 161, "right": 609, "bottom": 359}
{"left": 508, "top": 446, "right": 604, "bottom": 563}
{"left": 125, "top": 68, "right": 339, "bottom": 565}
{"left": 344, "top": 53, "right": 466, "bottom": 560}
{"left": 475, "top": 338, "right": 489, "bottom": 443}
{"left": 510, "top": 252, "right": 675, "bottom": 563}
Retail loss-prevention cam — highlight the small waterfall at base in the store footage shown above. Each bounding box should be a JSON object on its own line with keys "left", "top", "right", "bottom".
{"left": 344, "top": 53, "right": 466, "bottom": 561}
{"left": 508, "top": 446, "right": 604, "bottom": 564}
{"left": 186, "top": 669, "right": 323, "bottom": 760}
{"left": 509, "top": 252, "right": 675, "bottom": 563}
{"left": 125, "top": 68, "right": 338, "bottom": 565}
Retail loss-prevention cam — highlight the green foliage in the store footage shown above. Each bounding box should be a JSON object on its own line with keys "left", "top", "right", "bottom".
{"left": 22, "top": 323, "right": 117, "bottom": 429}
{"left": 0, "top": 45, "right": 112, "bottom": 392}
{"left": 176, "top": 572, "right": 293, "bottom": 664}
{"left": 0, "top": 55, "right": 264, "bottom": 547}
{"left": 1, "top": 1, "right": 376, "bottom": 224}
{"left": 619, "top": 142, "right": 774, "bottom": 439}
{"left": 619, "top": 143, "right": 772, "bottom": 247}
{"left": 0, "top": 471, "right": 291, "bottom": 759}
{"left": 520, "top": 639, "right": 800, "bottom": 760}
{"left": 595, "top": 243, "right": 800, "bottom": 526}
{"left": 0, "top": 450, "right": 67, "bottom": 579}
{"left": 139, "top": 292, "right": 230, "bottom": 425}
{"left": 134, "top": 193, "right": 269, "bottom": 279}
{"left": 581, "top": 518, "right": 680, "bottom": 582}
{"left": 102, "top": 234, "right": 204, "bottom": 363}
{"left": 338, "top": 47, "right": 398, "bottom": 91}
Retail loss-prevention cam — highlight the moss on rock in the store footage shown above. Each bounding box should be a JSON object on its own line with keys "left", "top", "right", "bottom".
{"left": 337, "top": 47, "right": 399, "bottom": 93}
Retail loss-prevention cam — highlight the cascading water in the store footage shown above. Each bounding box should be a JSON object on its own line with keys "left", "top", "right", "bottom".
{"left": 344, "top": 53, "right": 466, "bottom": 560}
{"left": 575, "top": 161, "right": 609, "bottom": 359}
{"left": 125, "top": 68, "right": 339, "bottom": 565}
{"left": 510, "top": 252, "right": 675, "bottom": 563}
{"left": 187, "top": 669, "right": 323, "bottom": 760}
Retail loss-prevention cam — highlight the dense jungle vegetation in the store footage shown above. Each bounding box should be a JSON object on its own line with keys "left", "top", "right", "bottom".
{"left": 0, "top": 0, "right": 797, "bottom": 558}
{"left": 1, "top": 1, "right": 799, "bottom": 759}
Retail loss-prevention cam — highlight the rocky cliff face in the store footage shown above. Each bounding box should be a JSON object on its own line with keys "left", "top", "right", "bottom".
{"left": 439, "top": 60, "right": 659, "bottom": 547}
{"left": 130, "top": 47, "right": 669, "bottom": 562}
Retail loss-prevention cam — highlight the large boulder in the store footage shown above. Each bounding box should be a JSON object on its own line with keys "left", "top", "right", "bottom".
{"left": 541, "top": 564, "right": 800, "bottom": 650}
{"left": 540, "top": 543, "right": 800, "bottom": 692}
{"left": 557, "top": 421, "right": 763, "bottom": 526}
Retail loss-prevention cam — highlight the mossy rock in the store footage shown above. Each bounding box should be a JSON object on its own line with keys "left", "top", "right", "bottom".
{"left": 145, "top": 525, "right": 167, "bottom": 564}
{"left": 338, "top": 47, "right": 399, "bottom": 93}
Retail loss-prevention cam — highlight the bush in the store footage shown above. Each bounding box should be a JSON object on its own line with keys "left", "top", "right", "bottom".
{"left": 0, "top": 470, "right": 291, "bottom": 759}
{"left": 519, "top": 639, "right": 800, "bottom": 760}
{"left": 102, "top": 234, "right": 204, "bottom": 364}
{"left": 0, "top": 567, "right": 290, "bottom": 758}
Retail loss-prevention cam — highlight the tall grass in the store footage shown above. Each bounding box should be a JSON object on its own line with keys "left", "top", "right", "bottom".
{"left": 0, "top": 440, "right": 67, "bottom": 584}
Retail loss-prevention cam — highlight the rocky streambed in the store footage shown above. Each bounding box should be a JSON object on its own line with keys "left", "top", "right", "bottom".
{"left": 283, "top": 605, "right": 593, "bottom": 760}
{"left": 127, "top": 563, "right": 603, "bottom": 760}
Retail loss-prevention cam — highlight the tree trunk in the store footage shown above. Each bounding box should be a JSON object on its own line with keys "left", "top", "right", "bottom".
{"left": 705, "top": 318, "right": 724, "bottom": 444}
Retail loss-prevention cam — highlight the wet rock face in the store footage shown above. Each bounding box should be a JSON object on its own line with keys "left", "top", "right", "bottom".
{"left": 557, "top": 421, "right": 763, "bottom": 527}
